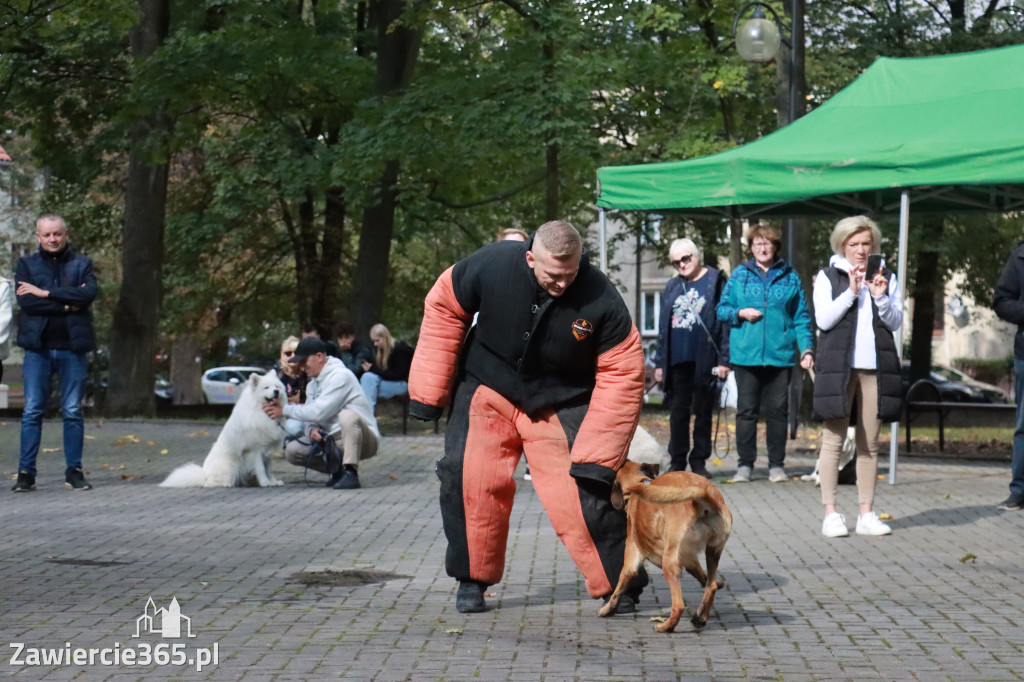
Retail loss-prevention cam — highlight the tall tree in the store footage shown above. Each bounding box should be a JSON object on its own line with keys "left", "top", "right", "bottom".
{"left": 107, "top": 0, "right": 172, "bottom": 415}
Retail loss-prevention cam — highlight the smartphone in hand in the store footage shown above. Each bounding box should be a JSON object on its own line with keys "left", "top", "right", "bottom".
{"left": 867, "top": 254, "right": 885, "bottom": 277}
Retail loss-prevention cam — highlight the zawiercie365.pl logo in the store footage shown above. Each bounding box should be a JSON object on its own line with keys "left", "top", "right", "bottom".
{"left": 8, "top": 596, "right": 219, "bottom": 672}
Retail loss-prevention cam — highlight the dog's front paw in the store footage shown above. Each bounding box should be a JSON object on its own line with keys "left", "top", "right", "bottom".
{"left": 263, "top": 478, "right": 284, "bottom": 487}
{"left": 598, "top": 602, "right": 617, "bottom": 618}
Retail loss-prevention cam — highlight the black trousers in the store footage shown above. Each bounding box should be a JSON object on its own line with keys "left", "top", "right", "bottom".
{"left": 667, "top": 362, "right": 716, "bottom": 472}
{"left": 734, "top": 365, "right": 791, "bottom": 469}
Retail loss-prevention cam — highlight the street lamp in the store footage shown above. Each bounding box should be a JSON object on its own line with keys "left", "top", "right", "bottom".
{"left": 734, "top": 0, "right": 807, "bottom": 438}
{"left": 733, "top": 0, "right": 805, "bottom": 127}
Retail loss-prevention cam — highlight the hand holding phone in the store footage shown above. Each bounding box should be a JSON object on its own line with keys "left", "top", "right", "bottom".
{"left": 867, "top": 254, "right": 885, "bottom": 276}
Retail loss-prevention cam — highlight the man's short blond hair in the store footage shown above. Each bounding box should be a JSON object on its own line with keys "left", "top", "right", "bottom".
{"left": 534, "top": 220, "right": 581, "bottom": 258}
{"left": 37, "top": 213, "right": 67, "bottom": 232}
{"left": 830, "top": 215, "right": 882, "bottom": 256}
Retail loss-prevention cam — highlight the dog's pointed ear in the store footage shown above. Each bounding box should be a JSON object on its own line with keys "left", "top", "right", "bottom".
{"left": 609, "top": 480, "right": 625, "bottom": 510}
{"left": 640, "top": 463, "right": 660, "bottom": 480}
{"left": 250, "top": 373, "right": 262, "bottom": 387}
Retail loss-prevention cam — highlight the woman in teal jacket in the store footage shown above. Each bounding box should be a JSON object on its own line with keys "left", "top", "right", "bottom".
{"left": 717, "top": 224, "right": 814, "bottom": 483}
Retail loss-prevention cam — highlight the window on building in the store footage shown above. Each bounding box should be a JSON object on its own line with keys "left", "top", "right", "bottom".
{"left": 641, "top": 291, "right": 660, "bottom": 335}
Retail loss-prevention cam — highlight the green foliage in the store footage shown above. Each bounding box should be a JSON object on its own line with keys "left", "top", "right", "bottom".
{"left": 2, "top": 0, "right": 1024, "bottom": 375}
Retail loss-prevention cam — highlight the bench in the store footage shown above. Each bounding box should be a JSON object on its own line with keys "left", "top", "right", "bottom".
{"left": 379, "top": 394, "right": 439, "bottom": 435}
{"left": 904, "top": 379, "right": 1015, "bottom": 452}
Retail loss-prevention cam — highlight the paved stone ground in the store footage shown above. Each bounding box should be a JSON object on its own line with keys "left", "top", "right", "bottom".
{"left": 1, "top": 417, "right": 1022, "bottom": 681}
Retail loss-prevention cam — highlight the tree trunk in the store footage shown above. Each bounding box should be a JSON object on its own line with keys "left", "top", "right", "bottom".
{"left": 350, "top": 0, "right": 422, "bottom": 334}
{"left": 909, "top": 217, "right": 944, "bottom": 383}
{"left": 106, "top": 0, "right": 171, "bottom": 416}
{"left": 169, "top": 334, "right": 204, "bottom": 405}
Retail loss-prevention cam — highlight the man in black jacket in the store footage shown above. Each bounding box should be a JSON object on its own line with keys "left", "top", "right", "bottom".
{"left": 993, "top": 242, "right": 1024, "bottom": 511}
{"left": 13, "top": 214, "right": 98, "bottom": 492}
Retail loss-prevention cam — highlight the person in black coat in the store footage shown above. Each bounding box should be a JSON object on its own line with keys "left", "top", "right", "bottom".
{"left": 359, "top": 323, "right": 414, "bottom": 413}
{"left": 654, "top": 238, "right": 730, "bottom": 478}
{"left": 13, "top": 214, "right": 98, "bottom": 492}
{"left": 812, "top": 215, "right": 902, "bottom": 538}
{"left": 992, "top": 241, "right": 1024, "bottom": 512}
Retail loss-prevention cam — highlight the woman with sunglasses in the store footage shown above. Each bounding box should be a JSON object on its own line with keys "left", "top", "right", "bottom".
{"left": 717, "top": 223, "right": 814, "bottom": 484}
{"left": 276, "top": 335, "right": 308, "bottom": 404}
{"left": 654, "top": 238, "right": 730, "bottom": 478}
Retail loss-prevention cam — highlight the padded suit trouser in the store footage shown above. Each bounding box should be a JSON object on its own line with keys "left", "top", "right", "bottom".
{"left": 438, "top": 376, "right": 644, "bottom": 598}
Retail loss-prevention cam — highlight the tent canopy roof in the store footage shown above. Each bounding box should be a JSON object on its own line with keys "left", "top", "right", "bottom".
{"left": 596, "top": 45, "right": 1024, "bottom": 218}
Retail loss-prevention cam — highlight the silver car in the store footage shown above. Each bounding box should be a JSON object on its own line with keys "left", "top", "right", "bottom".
{"left": 200, "top": 366, "right": 269, "bottom": 404}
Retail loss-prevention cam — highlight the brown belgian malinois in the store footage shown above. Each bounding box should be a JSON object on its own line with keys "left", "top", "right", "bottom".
{"left": 599, "top": 461, "right": 733, "bottom": 632}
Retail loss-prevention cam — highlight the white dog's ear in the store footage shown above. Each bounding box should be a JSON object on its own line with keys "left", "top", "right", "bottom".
{"left": 250, "top": 373, "right": 262, "bottom": 388}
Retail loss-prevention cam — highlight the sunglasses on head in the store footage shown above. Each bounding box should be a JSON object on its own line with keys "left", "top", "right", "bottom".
{"left": 670, "top": 255, "right": 693, "bottom": 267}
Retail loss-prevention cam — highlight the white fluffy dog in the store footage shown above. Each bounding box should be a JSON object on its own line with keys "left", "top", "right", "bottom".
{"left": 161, "top": 371, "right": 287, "bottom": 488}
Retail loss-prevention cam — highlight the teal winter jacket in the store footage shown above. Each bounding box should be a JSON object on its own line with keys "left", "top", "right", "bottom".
{"left": 717, "top": 259, "right": 813, "bottom": 367}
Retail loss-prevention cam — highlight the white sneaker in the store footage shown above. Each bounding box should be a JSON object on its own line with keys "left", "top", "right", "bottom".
{"left": 822, "top": 512, "right": 849, "bottom": 538}
{"left": 732, "top": 465, "right": 752, "bottom": 483}
{"left": 856, "top": 511, "right": 892, "bottom": 536}
{"left": 768, "top": 467, "right": 787, "bottom": 483}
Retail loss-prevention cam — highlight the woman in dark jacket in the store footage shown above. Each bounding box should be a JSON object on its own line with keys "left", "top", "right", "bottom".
{"left": 655, "top": 238, "right": 730, "bottom": 478}
{"left": 360, "top": 323, "right": 414, "bottom": 414}
{"left": 812, "top": 215, "right": 903, "bottom": 538}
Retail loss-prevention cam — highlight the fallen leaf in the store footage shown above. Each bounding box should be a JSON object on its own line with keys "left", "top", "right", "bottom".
{"left": 147, "top": 441, "right": 155, "bottom": 446}
{"left": 959, "top": 552, "right": 977, "bottom": 563}
{"left": 84, "top": 435, "right": 96, "bottom": 440}
{"left": 114, "top": 441, "right": 125, "bottom": 446}
{"left": 650, "top": 616, "right": 667, "bottom": 623}
{"left": 443, "top": 628, "right": 463, "bottom": 634}
{"left": 41, "top": 447, "right": 61, "bottom": 453}
{"left": 120, "top": 474, "right": 134, "bottom": 481}
{"left": 388, "top": 474, "right": 398, "bottom": 480}
{"left": 944, "top": 494, "right": 951, "bottom": 499}
{"left": 484, "top": 592, "right": 496, "bottom": 598}
{"left": 200, "top": 582, "right": 209, "bottom": 587}
{"left": 187, "top": 430, "right": 210, "bottom": 437}
{"left": 711, "top": 458, "right": 723, "bottom": 466}
{"left": 878, "top": 513, "right": 893, "bottom": 520}
{"left": 161, "top": 449, "right": 169, "bottom": 455}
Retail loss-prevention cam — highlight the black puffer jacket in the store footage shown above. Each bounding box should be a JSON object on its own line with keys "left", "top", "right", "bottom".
{"left": 993, "top": 242, "right": 1024, "bottom": 360}
{"left": 812, "top": 266, "right": 902, "bottom": 423}
{"left": 15, "top": 245, "right": 98, "bottom": 353}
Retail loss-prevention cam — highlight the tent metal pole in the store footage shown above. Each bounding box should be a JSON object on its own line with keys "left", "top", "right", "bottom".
{"left": 599, "top": 208, "right": 608, "bottom": 273}
{"left": 889, "top": 189, "right": 910, "bottom": 484}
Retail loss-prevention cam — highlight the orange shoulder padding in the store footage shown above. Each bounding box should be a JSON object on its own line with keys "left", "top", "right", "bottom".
{"left": 409, "top": 266, "right": 472, "bottom": 409}
{"left": 570, "top": 324, "right": 645, "bottom": 470}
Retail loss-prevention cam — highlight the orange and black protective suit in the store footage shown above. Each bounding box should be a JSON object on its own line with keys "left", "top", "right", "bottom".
{"left": 408, "top": 239, "right": 646, "bottom": 598}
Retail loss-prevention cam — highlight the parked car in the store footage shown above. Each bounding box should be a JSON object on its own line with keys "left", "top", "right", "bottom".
{"left": 929, "top": 364, "right": 1009, "bottom": 403}
{"left": 901, "top": 362, "right": 1008, "bottom": 404}
{"left": 200, "top": 366, "right": 268, "bottom": 404}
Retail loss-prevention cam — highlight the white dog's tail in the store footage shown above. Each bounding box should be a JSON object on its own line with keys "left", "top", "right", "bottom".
{"left": 160, "top": 463, "right": 207, "bottom": 488}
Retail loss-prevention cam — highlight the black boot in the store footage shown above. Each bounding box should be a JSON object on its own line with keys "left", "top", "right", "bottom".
{"left": 456, "top": 580, "right": 487, "bottom": 613}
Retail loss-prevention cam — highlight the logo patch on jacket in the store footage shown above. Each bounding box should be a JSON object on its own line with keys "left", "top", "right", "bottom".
{"left": 572, "top": 319, "right": 594, "bottom": 341}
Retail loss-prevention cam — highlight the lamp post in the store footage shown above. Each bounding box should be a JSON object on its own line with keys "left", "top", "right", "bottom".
{"left": 734, "top": 0, "right": 807, "bottom": 437}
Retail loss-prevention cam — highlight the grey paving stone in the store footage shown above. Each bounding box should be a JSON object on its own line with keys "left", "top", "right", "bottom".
{"left": 2, "top": 419, "right": 1024, "bottom": 680}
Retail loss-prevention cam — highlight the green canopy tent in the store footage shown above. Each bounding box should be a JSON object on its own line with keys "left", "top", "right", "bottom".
{"left": 596, "top": 44, "right": 1024, "bottom": 481}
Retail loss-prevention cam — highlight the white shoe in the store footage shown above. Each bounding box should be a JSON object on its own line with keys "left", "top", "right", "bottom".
{"left": 768, "top": 467, "right": 787, "bottom": 483}
{"left": 732, "top": 465, "right": 752, "bottom": 483}
{"left": 822, "top": 512, "right": 849, "bottom": 538}
{"left": 856, "top": 511, "right": 892, "bottom": 536}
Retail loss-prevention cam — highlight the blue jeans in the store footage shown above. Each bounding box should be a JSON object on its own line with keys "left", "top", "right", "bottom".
{"left": 359, "top": 372, "right": 408, "bottom": 412}
{"left": 1012, "top": 358, "right": 1024, "bottom": 498}
{"left": 19, "top": 349, "right": 88, "bottom": 475}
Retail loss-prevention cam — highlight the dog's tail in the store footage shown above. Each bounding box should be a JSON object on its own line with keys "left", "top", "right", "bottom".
{"left": 160, "top": 463, "right": 207, "bottom": 488}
